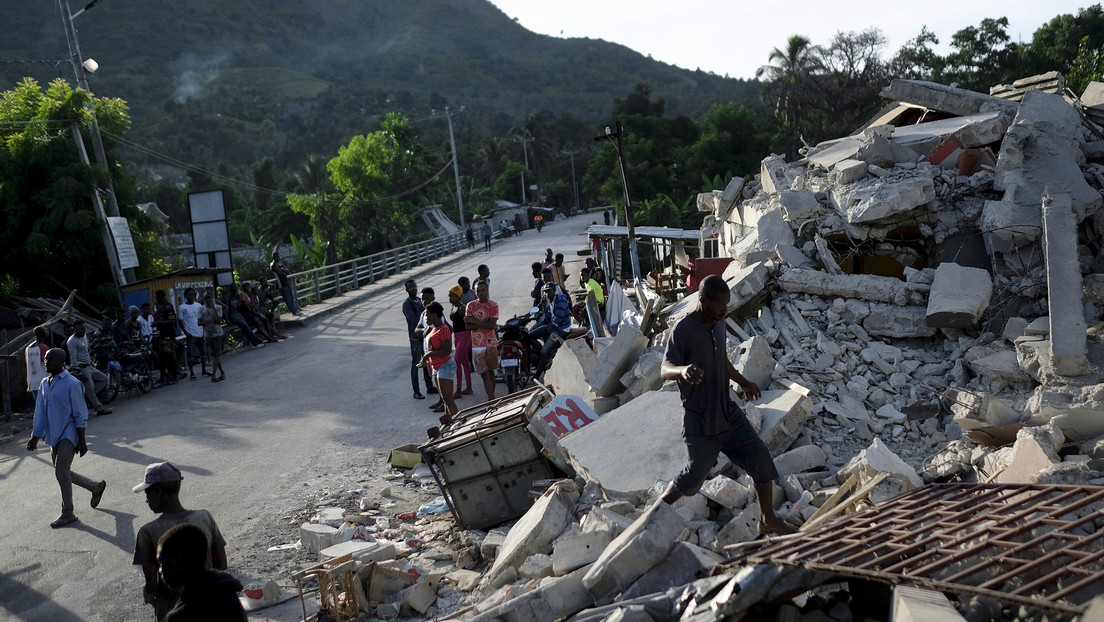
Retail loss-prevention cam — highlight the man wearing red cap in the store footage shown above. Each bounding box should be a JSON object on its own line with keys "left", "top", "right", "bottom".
{"left": 132, "top": 461, "right": 227, "bottom": 621}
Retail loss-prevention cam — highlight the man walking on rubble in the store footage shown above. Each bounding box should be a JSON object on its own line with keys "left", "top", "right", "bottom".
{"left": 659, "top": 274, "right": 794, "bottom": 535}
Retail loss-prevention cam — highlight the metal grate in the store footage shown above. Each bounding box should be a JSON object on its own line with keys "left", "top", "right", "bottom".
{"left": 731, "top": 483, "right": 1104, "bottom": 615}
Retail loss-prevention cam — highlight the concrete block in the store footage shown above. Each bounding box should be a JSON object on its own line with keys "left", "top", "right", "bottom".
{"left": 808, "top": 128, "right": 920, "bottom": 171}
{"left": 891, "top": 585, "right": 967, "bottom": 622}
{"left": 996, "top": 436, "right": 1061, "bottom": 484}
{"left": 721, "top": 261, "right": 770, "bottom": 312}
{"left": 713, "top": 505, "right": 760, "bottom": 552}
{"left": 774, "top": 244, "right": 812, "bottom": 268}
{"left": 747, "top": 388, "right": 814, "bottom": 455}
{"left": 925, "top": 263, "right": 993, "bottom": 328}
{"left": 862, "top": 303, "right": 937, "bottom": 338}
{"left": 446, "top": 569, "right": 482, "bottom": 591}
{"left": 761, "top": 154, "right": 797, "bottom": 194}
{"left": 584, "top": 395, "right": 622, "bottom": 415}
{"left": 774, "top": 445, "right": 827, "bottom": 478}
{"left": 696, "top": 191, "right": 722, "bottom": 213}
{"left": 731, "top": 208, "right": 795, "bottom": 261}
{"left": 1042, "top": 187, "right": 1089, "bottom": 376}
{"left": 720, "top": 177, "right": 746, "bottom": 209}
{"left": 839, "top": 438, "right": 923, "bottom": 488}
{"left": 828, "top": 171, "right": 936, "bottom": 224}
{"left": 519, "top": 553, "right": 555, "bottom": 580}
{"left": 470, "top": 565, "right": 594, "bottom": 622}
{"left": 582, "top": 500, "right": 687, "bottom": 605}
{"left": 546, "top": 339, "right": 598, "bottom": 398}
{"left": 699, "top": 475, "right": 750, "bottom": 509}
{"left": 734, "top": 336, "right": 775, "bottom": 390}
{"left": 891, "top": 111, "right": 1008, "bottom": 154}
{"left": 585, "top": 324, "right": 649, "bottom": 397}
{"left": 880, "top": 79, "right": 1019, "bottom": 118}
{"left": 967, "top": 348, "right": 1035, "bottom": 391}
{"left": 314, "top": 507, "right": 345, "bottom": 527}
{"left": 777, "top": 190, "right": 821, "bottom": 221}
{"left": 829, "top": 159, "right": 868, "bottom": 185}
{"left": 300, "top": 523, "right": 338, "bottom": 555}
{"left": 403, "top": 580, "right": 436, "bottom": 615}
{"left": 319, "top": 540, "right": 395, "bottom": 563}
{"left": 481, "top": 526, "right": 510, "bottom": 562}
{"left": 1003, "top": 317, "right": 1029, "bottom": 343}
{"left": 778, "top": 269, "right": 909, "bottom": 306}
{"left": 560, "top": 391, "right": 687, "bottom": 496}
{"left": 552, "top": 531, "right": 612, "bottom": 576}
{"left": 620, "top": 542, "right": 724, "bottom": 600}
{"left": 582, "top": 506, "right": 634, "bottom": 537}
{"left": 490, "top": 488, "right": 575, "bottom": 581}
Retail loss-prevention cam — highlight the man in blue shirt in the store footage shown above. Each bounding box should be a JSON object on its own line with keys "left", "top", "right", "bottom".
{"left": 532, "top": 282, "right": 573, "bottom": 375}
{"left": 26, "top": 348, "right": 107, "bottom": 528}
{"left": 402, "top": 279, "right": 434, "bottom": 400}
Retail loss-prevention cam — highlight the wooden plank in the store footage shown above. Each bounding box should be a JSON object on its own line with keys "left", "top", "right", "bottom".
{"left": 801, "top": 472, "right": 890, "bottom": 532}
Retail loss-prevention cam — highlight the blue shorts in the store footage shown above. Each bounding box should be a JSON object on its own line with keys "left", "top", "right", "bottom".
{"left": 433, "top": 357, "right": 457, "bottom": 382}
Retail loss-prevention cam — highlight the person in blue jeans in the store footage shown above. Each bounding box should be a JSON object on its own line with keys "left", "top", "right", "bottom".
{"left": 531, "top": 282, "right": 573, "bottom": 375}
{"left": 402, "top": 279, "right": 434, "bottom": 399}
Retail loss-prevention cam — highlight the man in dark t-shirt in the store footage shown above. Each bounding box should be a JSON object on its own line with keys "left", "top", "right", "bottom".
{"left": 660, "top": 275, "right": 793, "bottom": 535}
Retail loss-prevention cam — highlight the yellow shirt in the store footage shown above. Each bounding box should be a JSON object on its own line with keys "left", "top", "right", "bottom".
{"left": 585, "top": 278, "right": 605, "bottom": 305}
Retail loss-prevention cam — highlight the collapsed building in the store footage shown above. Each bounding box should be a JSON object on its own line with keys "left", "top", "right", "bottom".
{"left": 292, "top": 75, "right": 1104, "bottom": 622}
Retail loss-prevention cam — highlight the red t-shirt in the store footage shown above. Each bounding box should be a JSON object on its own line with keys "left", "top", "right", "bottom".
{"left": 427, "top": 324, "right": 453, "bottom": 370}
{"left": 466, "top": 300, "right": 499, "bottom": 348}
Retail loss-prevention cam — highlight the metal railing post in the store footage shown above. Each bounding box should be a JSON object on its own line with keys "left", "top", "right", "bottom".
{"left": 368, "top": 256, "right": 376, "bottom": 283}
{"left": 313, "top": 271, "right": 321, "bottom": 301}
{"left": 352, "top": 261, "right": 359, "bottom": 289}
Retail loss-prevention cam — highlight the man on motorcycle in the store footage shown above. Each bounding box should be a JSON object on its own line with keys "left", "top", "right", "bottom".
{"left": 65, "top": 320, "right": 111, "bottom": 416}
{"left": 530, "top": 283, "right": 573, "bottom": 375}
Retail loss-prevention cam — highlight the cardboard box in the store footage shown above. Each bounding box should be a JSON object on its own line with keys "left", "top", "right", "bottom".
{"left": 390, "top": 444, "right": 423, "bottom": 468}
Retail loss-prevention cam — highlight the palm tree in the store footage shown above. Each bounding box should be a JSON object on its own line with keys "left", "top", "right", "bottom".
{"left": 756, "top": 35, "right": 823, "bottom": 154}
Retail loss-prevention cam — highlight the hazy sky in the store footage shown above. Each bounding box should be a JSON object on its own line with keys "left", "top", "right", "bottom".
{"left": 489, "top": 1, "right": 1089, "bottom": 80}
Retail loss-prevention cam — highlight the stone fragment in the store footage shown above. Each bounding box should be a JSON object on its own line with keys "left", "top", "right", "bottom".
{"left": 699, "top": 475, "right": 749, "bottom": 509}
{"left": 761, "top": 154, "right": 798, "bottom": 194}
{"left": 713, "top": 505, "right": 760, "bottom": 552}
{"left": 839, "top": 438, "right": 923, "bottom": 488}
{"left": 559, "top": 391, "right": 686, "bottom": 496}
{"left": 731, "top": 209, "right": 795, "bottom": 261}
{"left": 490, "top": 487, "right": 575, "bottom": 582}
{"left": 582, "top": 506, "right": 635, "bottom": 537}
{"left": 403, "top": 580, "right": 436, "bottom": 615}
{"left": 519, "top": 553, "right": 555, "bottom": 580}
{"left": 480, "top": 526, "right": 510, "bottom": 562}
{"left": 1041, "top": 187, "right": 1089, "bottom": 376}
{"left": 779, "top": 269, "right": 909, "bottom": 305}
{"left": 925, "top": 263, "right": 993, "bottom": 328}
{"left": 776, "top": 191, "right": 821, "bottom": 221}
{"left": 859, "top": 303, "right": 935, "bottom": 338}
{"left": 545, "top": 339, "right": 598, "bottom": 398}
{"left": 470, "top": 565, "right": 594, "bottom": 622}
{"left": 552, "top": 531, "right": 612, "bottom": 576}
{"left": 891, "top": 585, "right": 967, "bottom": 622}
{"left": 995, "top": 436, "right": 1061, "bottom": 484}
{"left": 774, "top": 244, "right": 812, "bottom": 268}
{"left": 774, "top": 445, "right": 827, "bottom": 477}
{"left": 300, "top": 523, "right": 338, "bottom": 555}
{"left": 735, "top": 336, "right": 776, "bottom": 390}
{"left": 1003, "top": 317, "right": 1029, "bottom": 343}
{"left": 747, "top": 388, "right": 814, "bottom": 455}
{"left": 620, "top": 542, "right": 724, "bottom": 600}
{"left": 319, "top": 540, "right": 395, "bottom": 564}
{"left": 582, "top": 500, "right": 687, "bottom": 605}
{"left": 968, "top": 348, "right": 1035, "bottom": 391}
{"left": 585, "top": 324, "right": 649, "bottom": 397}
{"left": 829, "top": 159, "right": 868, "bottom": 185}
{"left": 315, "top": 507, "right": 345, "bottom": 527}
{"left": 828, "top": 172, "right": 936, "bottom": 224}
{"left": 721, "top": 261, "right": 770, "bottom": 313}
{"left": 880, "top": 79, "right": 1019, "bottom": 118}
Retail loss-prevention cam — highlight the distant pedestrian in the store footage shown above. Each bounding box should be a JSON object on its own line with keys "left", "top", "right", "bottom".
{"left": 465, "top": 281, "right": 499, "bottom": 401}
{"left": 25, "top": 326, "right": 50, "bottom": 404}
{"left": 200, "top": 294, "right": 226, "bottom": 382}
{"left": 156, "top": 523, "right": 245, "bottom": 622}
{"left": 551, "top": 253, "right": 567, "bottom": 290}
{"left": 514, "top": 212, "right": 524, "bottom": 235}
{"left": 26, "top": 348, "right": 107, "bottom": 528}
{"left": 403, "top": 280, "right": 434, "bottom": 400}
{"left": 420, "top": 301, "right": 458, "bottom": 419}
{"left": 481, "top": 219, "right": 492, "bottom": 251}
{"left": 466, "top": 224, "right": 475, "bottom": 250}
{"left": 132, "top": 462, "right": 229, "bottom": 622}
{"left": 65, "top": 319, "right": 111, "bottom": 416}
{"left": 474, "top": 265, "right": 491, "bottom": 295}
{"left": 448, "top": 285, "right": 473, "bottom": 398}
{"left": 177, "top": 288, "right": 208, "bottom": 380}
{"left": 603, "top": 208, "right": 611, "bottom": 225}
{"left": 542, "top": 248, "right": 554, "bottom": 270}
{"left": 271, "top": 250, "right": 303, "bottom": 317}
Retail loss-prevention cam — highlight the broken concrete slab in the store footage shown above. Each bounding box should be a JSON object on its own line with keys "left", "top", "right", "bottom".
{"left": 734, "top": 336, "right": 775, "bottom": 390}
{"left": 881, "top": 79, "right": 1019, "bottom": 118}
{"left": 319, "top": 540, "right": 395, "bottom": 564}
{"left": 862, "top": 303, "right": 937, "bottom": 338}
{"left": 774, "top": 445, "right": 828, "bottom": 478}
{"left": 828, "top": 169, "right": 936, "bottom": 224}
{"left": 839, "top": 438, "right": 923, "bottom": 488}
{"left": 776, "top": 191, "right": 821, "bottom": 221}
{"left": 1003, "top": 317, "right": 1029, "bottom": 343}
{"left": 995, "top": 435, "right": 1061, "bottom": 484}
{"left": 619, "top": 542, "right": 724, "bottom": 601}
{"left": 731, "top": 208, "right": 795, "bottom": 261}
{"left": 585, "top": 324, "right": 649, "bottom": 397}
{"left": 721, "top": 261, "right": 770, "bottom": 313}
{"left": 779, "top": 269, "right": 909, "bottom": 306}
{"left": 300, "top": 523, "right": 338, "bottom": 555}
{"left": 808, "top": 127, "right": 920, "bottom": 171}
{"left": 774, "top": 244, "right": 812, "bottom": 269}
{"left": 519, "top": 553, "right": 555, "bottom": 580}
{"left": 552, "top": 531, "right": 612, "bottom": 576}
{"left": 559, "top": 391, "right": 687, "bottom": 497}
{"left": 490, "top": 487, "right": 576, "bottom": 582}
{"left": 713, "top": 504, "right": 761, "bottom": 552}
{"left": 470, "top": 565, "right": 594, "bottom": 622}
{"left": 1042, "top": 186, "right": 1090, "bottom": 376}
{"left": 582, "top": 500, "right": 687, "bottom": 605}
{"left": 891, "top": 585, "right": 967, "bottom": 622}
{"left": 967, "top": 348, "right": 1036, "bottom": 392}
{"left": 761, "top": 154, "right": 798, "bottom": 194}
{"left": 582, "top": 505, "right": 635, "bottom": 538}
{"left": 699, "top": 475, "right": 750, "bottom": 510}
{"left": 829, "top": 159, "right": 869, "bottom": 185}
{"left": 925, "top": 263, "right": 993, "bottom": 328}
{"left": 545, "top": 339, "right": 597, "bottom": 398}
{"left": 747, "top": 387, "right": 814, "bottom": 455}
{"left": 890, "top": 111, "right": 1009, "bottom": 155}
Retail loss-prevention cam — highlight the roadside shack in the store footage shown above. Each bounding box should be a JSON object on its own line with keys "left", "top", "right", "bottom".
{"left": 118, "top": 268, "right": 222, "bottom": 325}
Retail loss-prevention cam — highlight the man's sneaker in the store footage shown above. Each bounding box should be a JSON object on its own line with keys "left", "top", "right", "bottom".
{"left": 426, "top": 387, "right": 439, "bottom": 395}
{"left": 252, "top": 343, "right": 265, "bottom": 349}
{"left": 50, "top": 514, "right": 79, "bottom": 529}
{"left": 413, "top": 392, "right": 425, "bottom": 400}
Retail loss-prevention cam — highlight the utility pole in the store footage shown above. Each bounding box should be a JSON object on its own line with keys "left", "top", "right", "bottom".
{"left": 562, "top": 147, "right": 581, "bottom": 214}
{"left": 443, "top": 106, "right": 466, "bottom": 229}
{"left": 58, "top": 0, "right": 134, "bottom": 284}
{"left": 514, "top": 132, "right": 535, "bottom": 204}
{"left": 70, "top": 122, "right": 125, "bottom": 304}
{"left": 596, "top": 123, "right": 641, "bottom": 283}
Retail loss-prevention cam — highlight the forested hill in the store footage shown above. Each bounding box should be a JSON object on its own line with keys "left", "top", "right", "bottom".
{"left": 1, "top": 0, "right": 757, "bottom": 169}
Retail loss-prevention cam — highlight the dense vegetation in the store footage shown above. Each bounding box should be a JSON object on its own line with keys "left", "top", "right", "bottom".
{"left": 2, "top": 0, "right": 1103, "bottom": 306}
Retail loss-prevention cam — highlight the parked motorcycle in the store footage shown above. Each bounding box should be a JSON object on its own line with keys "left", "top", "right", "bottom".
{"left": 93, "top": 341, "right": 154, "bottom": 400}
{"left": 496, "top": 309, "right": 542, "bottom": 394}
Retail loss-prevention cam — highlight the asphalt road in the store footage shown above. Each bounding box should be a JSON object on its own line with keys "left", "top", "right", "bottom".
{"left": 0, "top": 215, "right": 595, "bottom": 621}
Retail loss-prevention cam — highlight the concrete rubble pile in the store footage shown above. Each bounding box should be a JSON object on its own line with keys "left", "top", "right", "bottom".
{"left": 289, "top": 75, "right": 1104, "bottom": 621}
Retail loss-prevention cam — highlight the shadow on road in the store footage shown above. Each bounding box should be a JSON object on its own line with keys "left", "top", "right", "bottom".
{"left": 72, "top": 508, "right": 139, "bottom": 555}
{"left": 0, "top": 563, "right": 82, "bottom": 621}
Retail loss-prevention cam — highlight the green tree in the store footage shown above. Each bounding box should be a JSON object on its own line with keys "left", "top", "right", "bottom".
{"left": 492, "top": 161, "right": 532, "bottom": 204}
{"left": 0, "top": 78, "right": 155, "bottom": 305}
{"left": 890, "top": 27, "right": 946, "bottom": 81}
{"left": 1029, "top": 5, "right": 1104, "bottom": 91}
{"left": 756, "top": 35, "right": 823, "bottom": 156}
{"left": 943, "top": 17, "right": 1021, "bottom": 90}
{"left": 685, "top": 102, "right": 773, "bottom": 182}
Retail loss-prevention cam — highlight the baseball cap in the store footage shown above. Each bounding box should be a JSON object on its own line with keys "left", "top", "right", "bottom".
{"left": 132, "top": 462, "right": 183, "bottom": 492}
{"left": 448, "top": 285, "right": 463, "bottom": 298}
